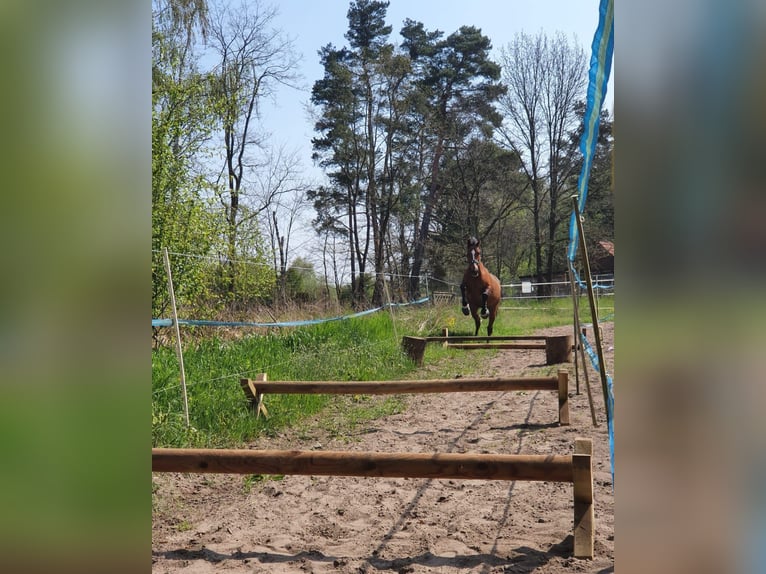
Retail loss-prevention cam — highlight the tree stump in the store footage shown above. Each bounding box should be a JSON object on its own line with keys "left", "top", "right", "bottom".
{"left": 401, "top": 336, "right": 427, "bottom": 366}
{"left": 545, "top": 335, "right": 573, "bottom": 364}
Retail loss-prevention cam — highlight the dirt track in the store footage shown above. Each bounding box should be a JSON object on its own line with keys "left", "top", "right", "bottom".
{"left": 152, "top": 323, "right": 614, "bottom": 573}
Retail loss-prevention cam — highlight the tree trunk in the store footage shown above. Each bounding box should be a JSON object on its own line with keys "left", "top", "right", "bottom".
{"left": 410, "top": 137, "right": 445, "bottom": 298}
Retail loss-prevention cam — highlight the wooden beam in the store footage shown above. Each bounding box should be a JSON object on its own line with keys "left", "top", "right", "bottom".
{"left": 446, "top": 343, "right": 546, "bottom": 350}
{"left": 240, "top": 376, "right": 558, "bottom": 395}
{"left": 423, "top": 335, "right": 547, "bottom": 342}
{"left": 572, "top": 438, "right": 594, "bottom": 559}
{"left": 152, "top": 448, "right": 574, "bottom": 482}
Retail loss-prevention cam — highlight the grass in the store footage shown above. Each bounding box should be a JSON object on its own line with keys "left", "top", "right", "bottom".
{"left": 152, "top": 295, "right": 611, "bottom": 448}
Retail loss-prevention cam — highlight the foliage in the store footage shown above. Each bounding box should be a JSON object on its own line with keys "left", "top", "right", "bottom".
{"left": 285, "top": 257, "right": 320, "bottom": 302}
{"left": 152, "top": 5, "right": 220, "bottom": 319}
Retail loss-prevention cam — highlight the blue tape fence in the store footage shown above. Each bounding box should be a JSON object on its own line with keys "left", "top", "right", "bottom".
{"left": 152, "top": 297, "right": 431, "bottom": 329}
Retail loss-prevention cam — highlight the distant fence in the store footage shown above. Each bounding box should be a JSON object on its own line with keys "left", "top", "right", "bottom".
{"left": 427, "top": 275, "right": 614, "bottom": 302}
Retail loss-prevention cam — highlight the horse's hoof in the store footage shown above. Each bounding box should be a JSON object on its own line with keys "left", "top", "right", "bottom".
{"left": 480, "top": 308, "right": 489, "bottom": 319}
{"left": 461, "top": 305, "right": 470, "bottom": 316}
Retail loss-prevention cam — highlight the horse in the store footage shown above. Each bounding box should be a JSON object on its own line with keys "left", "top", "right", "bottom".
{"left": 460, "top": 237, "right": 502, "bottom": 336}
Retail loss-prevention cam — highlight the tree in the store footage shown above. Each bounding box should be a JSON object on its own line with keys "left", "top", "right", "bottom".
{"left": 401, "top": 21, "right": 505, "bottom": 297}
{"left": 284, "top": 257, "right": 320, "bottom": 303}
{"left": 432, "top": 138, "right": 525, "bottom": 280}
{"left": 263, "top": 172, "right": 310, "bottom": 306}
{"left": 152, "top": 0, "right": 218, "bottom": 320}
{"left": 311, "top": 0, "right": 402, "bottom": 308}
{"left": 206, "top": 0, "right": 299, "bottom": 297}
{"left": 496, "top": 31, "right": 587, "bottom": 292}
{"left": 310, "top": 42, "right": 370, "bottom": 308}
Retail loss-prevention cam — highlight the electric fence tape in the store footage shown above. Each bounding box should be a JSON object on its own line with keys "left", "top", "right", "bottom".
{"left": 152, "top": 297, "right": 430, "bottom": 329}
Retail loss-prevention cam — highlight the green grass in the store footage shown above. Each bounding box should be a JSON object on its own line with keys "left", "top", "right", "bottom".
{"left": 152, "top": 296, "right": 611, "bottom": 448}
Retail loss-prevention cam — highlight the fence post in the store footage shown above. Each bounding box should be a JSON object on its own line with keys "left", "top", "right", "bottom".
{"left": 573, "top": 438, "right": 594, "bottom": 558}
{"left": 162, "top": 247, "right": 190, "bottom": 427}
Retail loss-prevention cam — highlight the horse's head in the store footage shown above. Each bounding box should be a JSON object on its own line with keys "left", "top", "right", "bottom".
{"left": 467, "top": 237, "right": 481, "bottom": 277}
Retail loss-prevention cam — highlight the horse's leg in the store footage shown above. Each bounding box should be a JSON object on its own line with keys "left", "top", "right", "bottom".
{"left": 487, "top": 306, "right": 496, "bottom": 337}
{"left": 460, "top": 282, "right": 470, "bottom": 316}
{"left": 480, "top": 288, "right": 489, "bottom": 318}
{"left": 472, "top": 309, "right": 481, "bottom": 336}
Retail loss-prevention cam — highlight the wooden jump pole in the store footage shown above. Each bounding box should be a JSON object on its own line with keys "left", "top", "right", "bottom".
{"left": 446, "top": 343, "right": 546, "bottom": 350}
{"left": 152, "top": 448, "right": 574, "bottom": 482}
{"left": 241, "top": 376, "right": 559, "bottom": 395}
{"left": 445, "top": 335, "right": 572, "bottom": 366}
{"left": 152, "top": 439, "right": 593, "bottom": 558}
{"left": 242, "top": 372, "right": 570, "bottom": 426}
{"left": 421, "top": 335, "right": 548, "bottom": 342}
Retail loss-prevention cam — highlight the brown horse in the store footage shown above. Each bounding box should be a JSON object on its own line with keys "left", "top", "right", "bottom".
{"left": 460, "top": 237, "right": 502, "bottom": 336}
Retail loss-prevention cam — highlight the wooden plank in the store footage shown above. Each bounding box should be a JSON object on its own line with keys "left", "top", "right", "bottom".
{"left": 446, "top": 343, "right": 546, "bottom": 350}
{"left": 422, "top": 335, "right": 547, "bottom": 342}
{"left": 558, "top": 370, "right": 570, "bottom": 425}
{"left": 572, "top": 438, "right": 594, "bottom": 559}
{"left": 240, "top": 376, "right": 558, "bottom": 395}
{"left": 152, "top": 448, "right": 574, "bottom": 482}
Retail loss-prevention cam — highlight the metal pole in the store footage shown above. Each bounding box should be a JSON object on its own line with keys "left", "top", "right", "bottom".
{"left": 571, "top": 197, "right": 611, "bottom": 430}
{"left": 162, "top": 247, "right": 190, "bottom": 427}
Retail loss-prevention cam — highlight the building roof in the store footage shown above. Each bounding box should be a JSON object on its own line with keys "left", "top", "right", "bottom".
{"left": 598, "top": 240, "right": 614, "bottom": 256}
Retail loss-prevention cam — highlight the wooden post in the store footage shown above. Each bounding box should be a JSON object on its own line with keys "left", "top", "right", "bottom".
{"left": 442, "top": 327, "right": 449, "bottom": 347}
{"left": 572, "top": 197, "right": 612, "bottom": 431}
{"left": 570, "top": 268, "right": 598, "bottom": 426}
{"left": 567, "top": 269, "right": 581, "bottom": 394}
{"left": 545, "top": 335, "right": 573, "bottom": 364}
{"left": 162, "top": 247, "right": 189, "bottom": 427}
{"left": 254, "top": 373, "right": 269, "bottom": 419}
{"left": 239, "top": 374, "right": 269, "bottom": 418}
{"left": 401, "top": 336, "right": 427, "bottom": 366}
{"left": 558, "top": 370, "right": 570, "bottom": 425}
{"left": 572, "top": 438, "right": 594, "bottom": 559}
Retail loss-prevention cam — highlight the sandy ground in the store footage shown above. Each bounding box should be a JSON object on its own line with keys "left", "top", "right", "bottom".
{"left": 152, "top": 323, "right": 614, "bottom": 573}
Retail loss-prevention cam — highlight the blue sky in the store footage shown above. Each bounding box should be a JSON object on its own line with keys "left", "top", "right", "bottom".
{"left": 259, "top": 0, "right": 613, "bottom": 185}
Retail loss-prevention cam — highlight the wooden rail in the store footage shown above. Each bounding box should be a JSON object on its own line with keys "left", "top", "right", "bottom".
{"left": 151, "top": 448, "right": 573, "bottom": 482}
{"left": 402, "top": 334, "right": 573, "bottom": 366}
{"left": 446, "top": 342, "right": 546, "bottom": 350}
{"left": 240, "top": 371, "right": 570, "bottom": 425}
{"left": 151, "top": 437, "right": 594, "bottom": 558}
